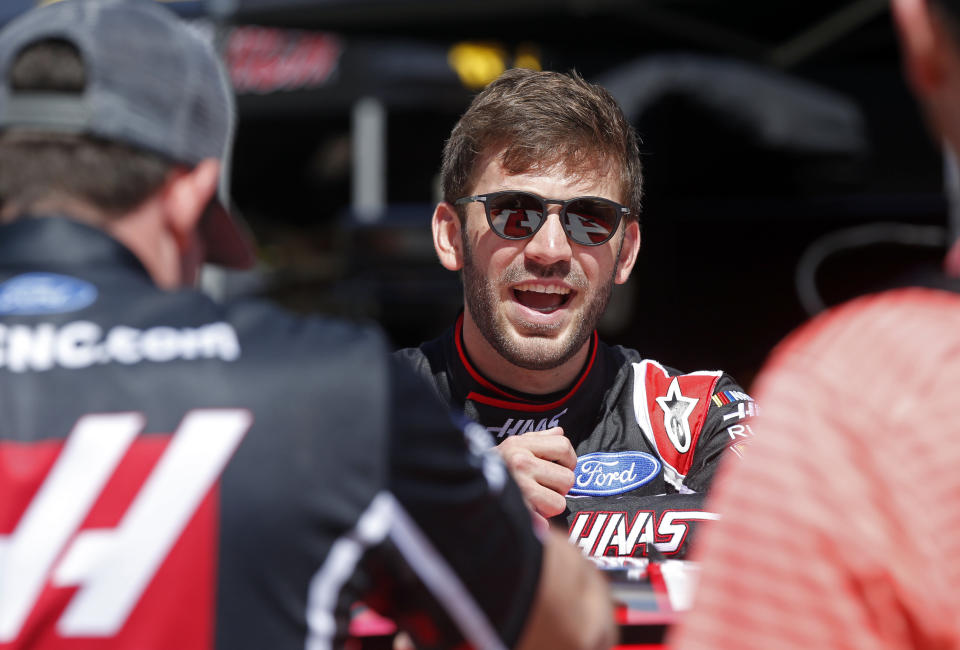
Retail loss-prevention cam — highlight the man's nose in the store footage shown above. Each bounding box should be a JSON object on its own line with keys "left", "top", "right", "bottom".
{"left": 524, "top": 211, "right": 572, "bottom": 267}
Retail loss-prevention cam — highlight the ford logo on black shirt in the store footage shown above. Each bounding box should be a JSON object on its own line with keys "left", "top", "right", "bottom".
{"left": 0, "top": 273, "right": 97, "bottom": 315}
{"left": 569, "top": 451, "right": 661, "bottom": 496}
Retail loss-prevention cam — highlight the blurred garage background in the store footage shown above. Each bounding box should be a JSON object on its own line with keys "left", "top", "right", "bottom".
{"left": 5, "top": 0, "right": 950, "bottom": 387}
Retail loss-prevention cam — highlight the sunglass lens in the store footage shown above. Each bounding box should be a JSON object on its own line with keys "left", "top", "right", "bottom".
{"left": 487, "top": 192, "right": 544, "bottom": 239}
{"left": 564, "top": 199, "right": 619, "bottom": 245}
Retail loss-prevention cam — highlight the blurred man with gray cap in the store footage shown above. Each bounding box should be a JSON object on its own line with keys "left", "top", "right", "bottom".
{"left": 0, "top": 1, "right": 615, "bottom": 649}
{"left": 0, "top": 0, "right": 256, "bottom": 278}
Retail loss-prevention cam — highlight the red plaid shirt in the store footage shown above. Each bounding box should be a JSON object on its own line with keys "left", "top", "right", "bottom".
{"left": 670, "top": 287, "right": 960, "bottom": 650}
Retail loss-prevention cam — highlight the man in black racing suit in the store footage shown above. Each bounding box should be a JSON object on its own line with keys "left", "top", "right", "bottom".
{"left": 396, "top": 69, "right": 754, "bottom": 560}
{"left": 0, "top": 3, "right": 615, "bottom": 649}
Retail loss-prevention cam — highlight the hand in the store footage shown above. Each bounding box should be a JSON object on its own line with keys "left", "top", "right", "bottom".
{"left": 495, "top": 427, "right": 577, "bottom": 519}
{"left": 393, "top": 631, "right": 414, "bottom": 650}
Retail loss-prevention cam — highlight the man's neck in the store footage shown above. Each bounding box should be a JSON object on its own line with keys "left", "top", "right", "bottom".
{"left": 460, "top": 315, "right": 591, "bottom": 395}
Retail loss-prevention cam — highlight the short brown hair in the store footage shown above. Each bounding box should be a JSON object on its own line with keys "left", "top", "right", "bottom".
{"left": 0, "top": 39, "right": 171, "bottom": 218}
{"left": 440, "top": 68, "right": 643, "bottom": 221}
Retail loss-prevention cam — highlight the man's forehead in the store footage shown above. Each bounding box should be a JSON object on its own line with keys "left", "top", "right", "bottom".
{"left": 472, "top": 150, "right": 624, "bottom": 197}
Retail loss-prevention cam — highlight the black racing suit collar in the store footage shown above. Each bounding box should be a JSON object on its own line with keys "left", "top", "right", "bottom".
{"left": 445, "top": 313, "right": 606, "bottom": 445}
{"left": 0, "top": 215, "right": 151, "bottom": 280}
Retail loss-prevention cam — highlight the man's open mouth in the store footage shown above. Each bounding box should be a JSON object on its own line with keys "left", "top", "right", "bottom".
{"left": 512, "top": 283, "right": 573, "bottom": 313}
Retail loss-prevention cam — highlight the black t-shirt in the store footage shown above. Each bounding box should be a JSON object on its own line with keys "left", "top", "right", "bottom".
{"left": 396, "top": 315, "right": 755, "bottom": 559}
{"left": 0, "top": 217, "right": 540, "bottom": 650}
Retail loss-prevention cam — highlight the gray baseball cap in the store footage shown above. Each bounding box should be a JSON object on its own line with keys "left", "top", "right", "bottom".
{"left": 0, "top": 0, "right": 256, "bottom": 269}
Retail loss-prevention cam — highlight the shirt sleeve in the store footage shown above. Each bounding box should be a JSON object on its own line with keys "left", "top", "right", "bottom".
{"left": 365, "top": 356, "right": 543, "bottom": 649}
{"left": 681, "top": 372, "right": 757, "bottom": 493}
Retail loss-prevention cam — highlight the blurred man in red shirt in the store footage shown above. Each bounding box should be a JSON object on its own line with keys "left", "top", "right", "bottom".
{"left": 670, "top": 0, "right": 960, "bottom": 648}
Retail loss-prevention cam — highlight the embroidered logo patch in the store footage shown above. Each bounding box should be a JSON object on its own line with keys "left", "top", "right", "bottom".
{"left": 632, "top": 360, "right": 721, "bottom": 482}
{"left": 0, "top": 273, "right": 97, "bottom": 315}
{"left": 569, "top": 451, "right": 660, "bottom": 496}
{"left": 655, "top": 378, "right": 699, "bottom": 454}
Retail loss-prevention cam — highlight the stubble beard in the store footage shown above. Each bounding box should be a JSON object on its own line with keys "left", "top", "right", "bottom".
{"left": 461, "top": 235, "right": 616, "bottom": 371}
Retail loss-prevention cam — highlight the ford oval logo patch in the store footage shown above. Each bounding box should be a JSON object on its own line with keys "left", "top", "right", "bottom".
{"left": 569, "top": 451, "right": 661, "bottom": 496}
{"left": 0, "top": 273, "right": 98, "bottom": 315}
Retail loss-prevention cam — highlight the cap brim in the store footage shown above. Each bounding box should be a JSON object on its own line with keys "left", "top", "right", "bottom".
{"left": 201, "top": 200, "right": 257, "bottom": 269}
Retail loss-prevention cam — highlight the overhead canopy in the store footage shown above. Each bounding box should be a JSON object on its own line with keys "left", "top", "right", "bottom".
{"left": 206, "top": 0, "right": 892, "bottom": 72}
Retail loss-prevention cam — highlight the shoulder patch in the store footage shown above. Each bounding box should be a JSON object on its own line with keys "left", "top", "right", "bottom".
{"left": 711, "top": 390, "right": 754, "bottom": 407}
{"left": 631, "top": 360, "right": 721, "bottom": 488}
{"left": 569, "top": 451, "right": 660, "bottom": 496}
{"left": 0, "top": 273, "right": 97, "bottom": 315}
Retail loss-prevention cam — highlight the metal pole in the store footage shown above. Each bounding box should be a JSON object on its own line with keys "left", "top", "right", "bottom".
{"left": 351, "top": 96, "right": 387, "bottom": 224}
{"left": 944, "top": 145, "right": 960, "bottom": 245}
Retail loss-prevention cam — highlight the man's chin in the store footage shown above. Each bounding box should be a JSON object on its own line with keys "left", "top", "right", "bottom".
{"left": 508, "top": 322, "right": 564, "bottom": 340}
{"left": 496, "top": 330, "right": 582, "bottom": 372}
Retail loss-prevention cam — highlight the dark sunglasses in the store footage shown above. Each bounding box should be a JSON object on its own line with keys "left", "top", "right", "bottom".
{"left": 454, "top": 190, "right": 630, "bottom": 246}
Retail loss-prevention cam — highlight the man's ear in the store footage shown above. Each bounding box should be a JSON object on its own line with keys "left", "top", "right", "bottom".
{"left": 893, "top": 0, "right": 945, "bottom": 95}
{"left": 162, "top": 158, "right": 221, "bottom": 251}
{"left": 614, "top": 219, "right": 640, "bottom": 285}
{"left": 432, "top": 201, "right": 464, "bottom": 271}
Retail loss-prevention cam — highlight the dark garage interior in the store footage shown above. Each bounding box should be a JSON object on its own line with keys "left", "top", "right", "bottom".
{"left": 3, "top": 0, "right": 946, "bottom": 388}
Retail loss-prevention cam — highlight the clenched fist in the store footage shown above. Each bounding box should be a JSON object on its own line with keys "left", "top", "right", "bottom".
{"left": 495, "top": 427, "right": 577, "bottom": 519}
